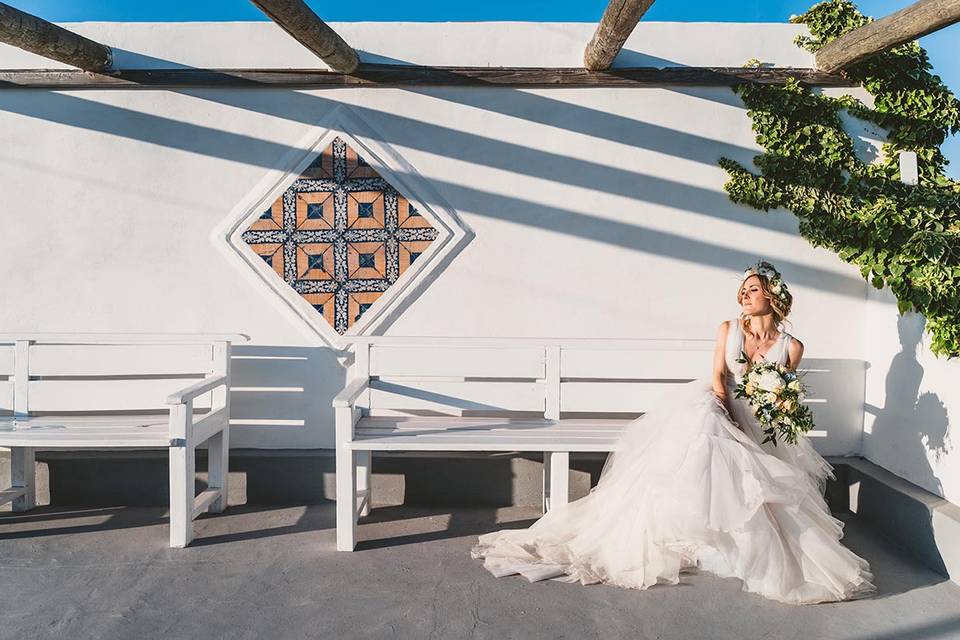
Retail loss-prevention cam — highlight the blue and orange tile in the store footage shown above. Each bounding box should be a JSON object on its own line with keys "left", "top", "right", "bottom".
{"left": 241, "top": 137, "right": 440, "bottom": 334}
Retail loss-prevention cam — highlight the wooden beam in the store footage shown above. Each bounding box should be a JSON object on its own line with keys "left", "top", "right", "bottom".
{"left": 584, "top": 0, "right": 656, "bottom": 71}
{"left": 815, "top": 0, "right": 960, "bottom": 73}
{"left": 0, "top": 2, "right": 112, "bottom": 71}
{"left": 0, "top": 65, "right": 854, "bottom": 90}
{"left": 250, "top": 0, "right": 358, "bottom": 74}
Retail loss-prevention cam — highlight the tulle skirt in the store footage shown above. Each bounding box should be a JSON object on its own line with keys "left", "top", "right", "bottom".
{"left": 470, "top": 376, "right": 876, "bottom": 605}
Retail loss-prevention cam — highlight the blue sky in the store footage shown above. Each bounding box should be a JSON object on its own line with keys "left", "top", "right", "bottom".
{"left": 11, "top": 0, "right": 960, "bottom": 177}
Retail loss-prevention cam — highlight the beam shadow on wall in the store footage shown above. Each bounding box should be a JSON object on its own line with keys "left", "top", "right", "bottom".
{"left": 0, "top": 89, "right": 865, "bottom": 301}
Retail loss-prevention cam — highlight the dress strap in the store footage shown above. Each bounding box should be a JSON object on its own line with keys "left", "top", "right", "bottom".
{"left": 728, "top": 317, "right": 742, "bottom": 353}
{"left": 780, "top": 333, "right": 793, "bottom": 366}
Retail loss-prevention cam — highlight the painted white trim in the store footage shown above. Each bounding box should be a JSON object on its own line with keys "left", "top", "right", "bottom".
{"left": 0, "top": 333, "right": 248, "bottom": 343}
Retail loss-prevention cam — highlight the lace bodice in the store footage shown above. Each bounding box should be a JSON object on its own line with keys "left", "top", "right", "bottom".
{"left": 724, "top": 316, "right": 792, "bottom": 385}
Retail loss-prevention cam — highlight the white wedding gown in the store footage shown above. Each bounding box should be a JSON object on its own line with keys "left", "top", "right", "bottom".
{"left": 471, "top": 318, "right": 877, "bottom": 605}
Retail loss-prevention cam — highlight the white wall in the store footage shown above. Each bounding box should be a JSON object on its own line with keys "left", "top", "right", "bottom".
{"left": 864, "top": 286, "right": 960, "bottom": 504}
{"left": 0, "top": 22, "right": 882, "bottom": 454}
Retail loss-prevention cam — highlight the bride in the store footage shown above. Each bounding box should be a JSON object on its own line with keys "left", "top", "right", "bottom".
{"left": 471, "top": 261, "right": 877, "bottom": 605}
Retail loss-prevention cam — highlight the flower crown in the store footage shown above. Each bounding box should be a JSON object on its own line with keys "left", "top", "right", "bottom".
{"left": 741, "top": 260, "right": 791, "bottom": 306}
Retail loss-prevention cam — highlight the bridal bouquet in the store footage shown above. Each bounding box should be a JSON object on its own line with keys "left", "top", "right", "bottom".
{"left": 733, "top": 353, "right": 815, "bottom": 446}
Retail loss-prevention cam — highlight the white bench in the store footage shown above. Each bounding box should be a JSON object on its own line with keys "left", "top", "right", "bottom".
{"left": 0, "top": 333, "right": 246, "bottom": 547}
{"left": 332, "top": 337, "right": 715, "bottom": 551}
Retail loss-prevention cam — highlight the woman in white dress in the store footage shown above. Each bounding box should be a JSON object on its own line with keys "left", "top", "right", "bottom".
{"left": 471, "top": 261, "right": 877, "bottom": 605}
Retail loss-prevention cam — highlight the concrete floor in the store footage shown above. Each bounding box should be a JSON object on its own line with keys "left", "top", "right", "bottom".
{"left": 1, "top": 503, "right": 959, "bottom": 640}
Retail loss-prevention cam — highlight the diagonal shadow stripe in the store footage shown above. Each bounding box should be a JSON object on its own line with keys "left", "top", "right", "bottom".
{"left": 1, "top": 88, "right": 794, "bottom": 235}
{"left": 0, "top": 90, "right": 861, "bottom": 295}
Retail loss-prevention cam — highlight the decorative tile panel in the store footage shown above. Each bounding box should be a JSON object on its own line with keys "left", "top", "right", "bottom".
{"left": 240, "top": 137, "right": 440, "bottom": 335}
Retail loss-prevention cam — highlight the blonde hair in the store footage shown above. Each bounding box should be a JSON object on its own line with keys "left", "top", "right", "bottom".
{"left": 737, "top": 273, "right": 793, "bottom": 336}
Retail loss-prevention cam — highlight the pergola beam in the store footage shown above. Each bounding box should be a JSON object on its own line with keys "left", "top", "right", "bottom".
{"left": 0, "top": 66, "right": 855, "bottom": 89}
{"left": 0, "top": 2, "right": 112, "bottom": 71}
{"left": 584, "top": 0, "right": 656, "bottom": 71}
{"left": 815, "top": 0, "right": 960, "bottom": 73}
{"left": 250, "top": 0, "right": 358, "bottom": 74}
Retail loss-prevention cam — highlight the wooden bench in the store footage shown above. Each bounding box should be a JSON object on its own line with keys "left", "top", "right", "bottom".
{"left": 332, "top": 337, "right": 715, "bottom": 551}
{"left": 0, "top": 333, "right": 246, "bottom": 547}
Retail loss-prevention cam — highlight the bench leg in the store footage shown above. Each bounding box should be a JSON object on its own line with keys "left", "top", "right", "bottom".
{"left": 207, "top": 429, "right": 229, "bottom": 514}
{"left": 356, "top": 450, "right": 371, "bottom": 517}
{"left": 11, "top": 447, "right": 36, "bottom": 512}
{"left": 336, "top": 447, "right": 358, "bottom": 551}
{"left": 542, "top": 451, "right": 570, "bottom": 513}
{"left": 169, "top": 444, "right": 196, "bottom": 548}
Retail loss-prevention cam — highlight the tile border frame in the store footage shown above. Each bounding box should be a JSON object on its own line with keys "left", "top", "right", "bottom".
{"left": 211, "top": 103, "right": 474, "bottom": 350}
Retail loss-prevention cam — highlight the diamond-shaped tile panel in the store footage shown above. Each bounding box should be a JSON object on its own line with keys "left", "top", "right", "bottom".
{"left": 241, "top": 137, "right": 441, "bottom": 334}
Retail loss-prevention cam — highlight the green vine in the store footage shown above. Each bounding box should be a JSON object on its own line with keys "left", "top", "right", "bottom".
{"left": 719, "top": 0, "right": 960, "bottom": 357}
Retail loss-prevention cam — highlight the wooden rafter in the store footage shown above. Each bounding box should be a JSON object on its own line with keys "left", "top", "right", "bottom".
{"left": 815, "top": 0, "right": 960, "bottom": 73}
{"left": 0, "top": 2, "right": 112, "bottom": 71}
{"left": 249, "top": 0, "right": 358, "bottom": 74}
{"left": 0, "top": 66, "right": 854, "bottom": 90}
{"left": 584, "top": 0, "right": 656, "bottom": 71}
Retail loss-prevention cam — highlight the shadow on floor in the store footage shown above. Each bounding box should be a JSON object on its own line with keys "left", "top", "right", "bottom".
{"left": 0, "top": 501, "right": 951, "bottom": 604}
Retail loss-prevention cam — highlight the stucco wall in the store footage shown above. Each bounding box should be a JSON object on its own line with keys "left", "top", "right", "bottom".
{"left": 0, "top": 21, "right": 899, "bottom": 458}
{"left": 863, "top": 287, "right": 960, "bottom": 504}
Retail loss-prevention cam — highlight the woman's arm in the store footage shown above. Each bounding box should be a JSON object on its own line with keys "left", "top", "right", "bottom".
{"left": 712, "top": 320, "right": 740, "bottom": 427}
{"left": 786, "top": 337, "right": 805, "bottom": 371}
{"left": 712, "top": 320, "right": 730, "bottom": 401}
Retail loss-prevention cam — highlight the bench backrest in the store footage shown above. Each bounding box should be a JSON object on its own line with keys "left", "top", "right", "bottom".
{"left": 0, "top": 334, "right": 241, "bottom": 417}
{"left": 346, "top": 337, "right": 864, "bottom": 447}
{"left": 350, "top": 337, "right": 716, "bottom": 418}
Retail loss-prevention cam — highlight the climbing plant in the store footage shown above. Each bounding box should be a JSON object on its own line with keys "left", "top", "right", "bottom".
{"left": 719, "top": 0, "right": 960, "bottom": 358}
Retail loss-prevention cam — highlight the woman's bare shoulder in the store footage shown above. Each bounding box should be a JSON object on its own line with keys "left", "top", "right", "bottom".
{"left": 787, "top": 334, "right": 805, "bottom": 368}
{"left": 786, "top": 332, "right": 804, "bottom": 350}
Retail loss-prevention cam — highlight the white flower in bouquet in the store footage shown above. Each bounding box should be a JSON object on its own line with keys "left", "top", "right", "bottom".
{"left": 758, "top": 370, "right": 783, "bottom": 392}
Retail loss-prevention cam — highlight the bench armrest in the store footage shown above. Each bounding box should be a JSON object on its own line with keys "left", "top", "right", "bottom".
{"left": 332, "top": 377, "right": 368, "bottom": 408}
{"left": 166, "top": 373, "right": 228, "bottom": 405}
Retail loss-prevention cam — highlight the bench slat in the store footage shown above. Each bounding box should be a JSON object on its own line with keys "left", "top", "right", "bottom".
{"left": 0, "top": 415, "right": 171, "bottom": 447}
{"left": 0, "top": 415, "right": 169, "bottom": 426}
{"left": 356, "top": 417, "right": 630, "bottom": 433}
{"left": 369, "top": 379, "right": 545, "bottom": 412}
{"left": 369, "top": 345, "right": 545, "bottom": 378}
{"left": 561, "top": 381, "right": 692, "bottom": 412}
{"left": 0, "top": 432, "right": 170, "bottom": 448}
{"left": 0, "top": 345, "right": 13, "bottom": 376}
{"left": 28, "top": 379, "right": 212, "bottom": 412}
{"left": 357, "top": 424, "right": 627, "bottom": 434}
{"left": 0, "top": 380, "right": 12, "bottom": 412}
{"left": 561, "top": 348, "right": 711, "bottom": 379}
{"left": 29, "top": 344, "right": 214, "bottom": 376}
{"left": 355, "top": 432, "right": 622, "bottom": 442}
{"left": 352, "top": 416, "right": 627, "bottom": 452}
{"left": 349, "top": 434, "right": 620, "bottom": 452}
